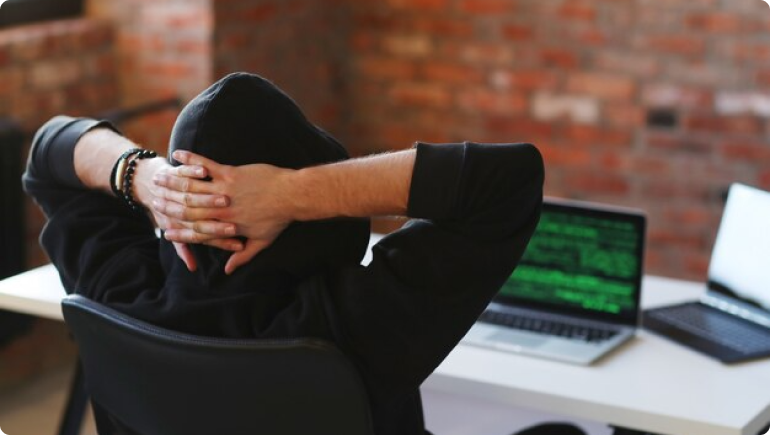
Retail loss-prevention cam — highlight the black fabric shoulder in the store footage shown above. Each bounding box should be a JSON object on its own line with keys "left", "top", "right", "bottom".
{"left": 25, "top": 116, "right": 121, "bottom": 190}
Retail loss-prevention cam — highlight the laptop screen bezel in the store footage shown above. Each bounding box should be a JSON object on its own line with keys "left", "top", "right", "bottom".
{"left": 492, "top": 197, "right": 647, "bottom": 327}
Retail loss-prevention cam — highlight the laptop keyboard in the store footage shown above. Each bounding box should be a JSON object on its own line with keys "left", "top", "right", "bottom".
{"left": 478, "top": 311, "right": 619, "bottom": 343}
{"left": 646, "top": 304, "right": 770, "bottom": 354}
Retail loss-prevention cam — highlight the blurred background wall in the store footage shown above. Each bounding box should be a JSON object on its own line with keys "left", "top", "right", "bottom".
{"left": 1, "top": 0, "right": 770, "bottom": 389}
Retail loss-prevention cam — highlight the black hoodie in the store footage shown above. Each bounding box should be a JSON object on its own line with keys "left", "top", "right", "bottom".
{"left": 24, "top": 73, "right": 543, "bottom": 435}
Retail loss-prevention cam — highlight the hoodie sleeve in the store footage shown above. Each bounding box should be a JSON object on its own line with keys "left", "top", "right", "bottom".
{"left": 327, "top": 142, "right": 544, "bottom": 423}
{"left": 22, "top": 116, "right": 163, "bottom": 302}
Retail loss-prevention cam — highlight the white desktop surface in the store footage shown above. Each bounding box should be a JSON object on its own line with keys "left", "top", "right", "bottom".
{"left": 0, "top": 264, "right": 64, "bottom": 320}
{"left": 1, "top": 265, "right": 769, "bottom": 435}
{"left": 428, "top": 276, "right": 770, "bottom": 435}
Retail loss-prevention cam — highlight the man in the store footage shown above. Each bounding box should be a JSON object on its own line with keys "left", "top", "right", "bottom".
{"left": 24, "top": 73, "right": 562, "bottom": 434}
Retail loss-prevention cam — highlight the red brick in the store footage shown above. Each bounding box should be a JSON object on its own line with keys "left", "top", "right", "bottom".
{"left": 350, "top": 33, "right": 376, "bottom": 52}
{"left": 388, "top": 83, "right": 451, "bottom": 107}
{"left": 757, "top": 70, "right": 770, "bottom": 86}
{"left": 120, "top": 33, "right": 165, "bottom": 52}
{"left": 641, "top": 181, "right": 712, "bottom": 202}
{"left": 664, "top": 207, "right": 713, "bottom": 227}
{"left": 88, "top": 53, "right": 117, "bottom": 77}
{"left": 355, "top": 57, "right": 416, "bottom": 81}
{"left": 540, "top": 145, "right": 592, "bottom": 166}
{"left": 352, "top": 12, "right": 396, "bottom": 31}
{"left": 444, "top": 42, "right": 514, "bottom": 64}
{"left": 0, "top": 68, "right": 24, "bottom": 95}
{"left": 484, "top": 117, "right": 556, "bottom": 140}
{"left": 240, "top": 4, "right": 278, "bottom": 23}
{"left": 540, "top": 48, "right": 579, "bottom": 69}
{"left": 684, "top": 115, "right": 764, "bottom": 135}
{"left": 558, "top": 3, "right": 596, "bottom": 21}
{"left": 140, "top": 60, "right": 196, "bottom": 78}
{"left": 567, "top": 73, "right": 636, "bottom": 101}
{"left": 457, "top": 89, "right": 528, "bottom": 115}
{"left": 378, "top": 124, "right": 450, "bottom": 148}
{"left": 577, "top": 29, "right": 607, "bottom": 46}
{"left": 597, "top": 152, "right": 676, "bottom": 176}
{"left": 493, "top": 70, "right": 559, "bottom": 91}
{"left": 218, "top": 31, "right": 251, "bottom": 50}
{"left": 646, "top": 133, "right": 713, "bottom": 155}
{"left": 719, "top": 141, "right": 770, "bottom": 161}
{"left": 78, "top": 22, "right": 114, "bottom": 50}
{"left": 684, "top": 254, "right": 710, "bottom": 280}
{"left": 175, "top": 39, "right": 210, "bottom": 55}
{"left": 387, "top": 0, "right": 448, "bottom": 11}
{"left": 0, "top": 46, "right": 9, "bottom": 68}
{"left": 642, "top": 35, "right": 706, "bottom": 57}
{"left": 421, "top": 63, "right": 484, "bottom": 84}
{"left": 563, "top": 125, "right": 633, "bottom": 148}
{"left": 412, "top": 18, "right": 474, "bottom": 37}
{"left": 502, "top": 25, "right": 534, "bottom": 41}
{"left": 637, "top": 155, "right": 678, "bottom": 176}
{"left": 29, "top": 59, "right": 82, "bottom": 90}
{"left": 383, "top": 34, "right": 432, "bottom": 57}
{"left": 649, "top": 229, "right": 705, "bottom": 251}
{"left": 459, "top": 0, "right": 515, "bottom": 15}
{"left": 687, "top": 13, "right": 741, "bottom": 33}
{"left": 759, "top": 170, "right": 770, "bottom": 190}
{"left": 563, "top": 172, "right": 630, "bottom": 195}
{"left": 604, "top": 103, "right": 645, "bottom": 128}
{"left": 729, "top": 43, "right": 770, "bottom": 64}
{"left": 8, "top": 34, "right": 48, "bottom": 63}
{"left": 666, "top": 62, "right": 721, "bottom": 87}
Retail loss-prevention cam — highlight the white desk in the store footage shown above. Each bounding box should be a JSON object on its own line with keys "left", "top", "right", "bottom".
{"left": 426, "top": 276, "right": 770, "bottom": 435}
{"left": 1, "top": 265, "right": 769, "bottom": 435}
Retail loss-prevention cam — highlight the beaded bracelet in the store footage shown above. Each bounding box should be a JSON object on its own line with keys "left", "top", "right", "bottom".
{"left": 110, "top": 148, "right": 143, "bottom": 198}
{"left": 110, "top": 148, "right": 158, "bottom": 212}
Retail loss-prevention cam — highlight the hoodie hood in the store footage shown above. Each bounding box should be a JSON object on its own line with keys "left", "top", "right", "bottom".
{"left": 160, "top": 73, "right": 370, "bottom": 293}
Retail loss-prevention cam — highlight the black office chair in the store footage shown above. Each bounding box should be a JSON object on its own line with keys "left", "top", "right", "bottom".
{"left": 61, "top": 294, "right": 374, "bottom": 435}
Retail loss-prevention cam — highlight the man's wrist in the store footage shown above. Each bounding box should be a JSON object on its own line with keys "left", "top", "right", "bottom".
{"left": 285, "top": 167, "right": 310, "bottom": 222}
{"left": 133, "top": 157, "right": 167, "bottom": 210}
{"left": 75, "top": 128, "right": 138, "bottom": 193}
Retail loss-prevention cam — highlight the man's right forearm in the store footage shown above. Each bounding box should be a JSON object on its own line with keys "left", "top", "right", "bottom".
{"left": 288, "top": 149, "right": 416, "bottom": 221}
{"left": 159, "top": 141, "right": 543, "bottom": 247}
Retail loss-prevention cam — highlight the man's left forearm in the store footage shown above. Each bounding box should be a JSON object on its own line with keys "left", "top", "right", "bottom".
{"left": 74, "top": 127, "right": 164, "bottom": 205}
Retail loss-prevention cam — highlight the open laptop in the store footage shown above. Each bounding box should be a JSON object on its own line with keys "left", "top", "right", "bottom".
{"left": 644, "top": 183, "right": 770, "bottom": 364}
{"left": 463, "top": 197, "right": 646, "bottom": 365}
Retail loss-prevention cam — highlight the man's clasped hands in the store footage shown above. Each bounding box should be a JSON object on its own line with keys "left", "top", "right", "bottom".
{"left": 141, "top": 150, "right": 294, "bottom": 275}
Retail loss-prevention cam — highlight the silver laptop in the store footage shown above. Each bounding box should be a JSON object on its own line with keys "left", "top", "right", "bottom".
{"left": 463, "top": 197, "right": 647, "bottom": 365}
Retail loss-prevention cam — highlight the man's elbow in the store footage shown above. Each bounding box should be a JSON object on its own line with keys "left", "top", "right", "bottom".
{"left": 516, "top": 142, "right": 545, "bottom": 190}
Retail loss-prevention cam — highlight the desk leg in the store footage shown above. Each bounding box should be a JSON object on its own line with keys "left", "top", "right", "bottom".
{"left": 57, "top": 360, "right": 88, "bottom": 435}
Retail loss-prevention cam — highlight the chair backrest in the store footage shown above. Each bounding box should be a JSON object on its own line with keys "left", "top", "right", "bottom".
{"left": 61, "top": 295, "right": 374, "bottom": 435}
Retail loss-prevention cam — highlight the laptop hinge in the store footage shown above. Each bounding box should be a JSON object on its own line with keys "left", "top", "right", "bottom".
{"left": 701, "top": 293, "right": 770, "bottom": 329}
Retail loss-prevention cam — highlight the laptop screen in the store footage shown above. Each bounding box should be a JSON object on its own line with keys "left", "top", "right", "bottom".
{"left": 708, "top": 183, "right": 770, "bottom": 312}
{"left": 496, "top": 199, "right": 646, "bottom": 325}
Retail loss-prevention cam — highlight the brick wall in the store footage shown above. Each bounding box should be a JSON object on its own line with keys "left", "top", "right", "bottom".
{"left": 0, "top": 18, "right": 119, "bottom": 268}
{"left": 212, "top": 0, "right": 350, "bottom": 137}
{"left": 339, "top": 0, "right": 770, "bottom": 281}
{"left": 8, "top": 0, "right": 770, "bottom": 282}
{"left": 86, "top": 0, "right": 213, "bottom": 150}
{"left": 165, "top": 0, "right": 770, "bottom": 280}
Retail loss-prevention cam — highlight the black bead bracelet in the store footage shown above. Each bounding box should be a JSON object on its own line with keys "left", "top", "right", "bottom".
{"left": 110, "top": 148, "right": 157, "bottom": 212}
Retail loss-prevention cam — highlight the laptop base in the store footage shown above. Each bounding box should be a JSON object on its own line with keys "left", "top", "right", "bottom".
{"left": 463, "top": 318, "right": 635, "bottom": 366}
{"left": 644, "top": 302, "right": 770, "bottom": 364}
